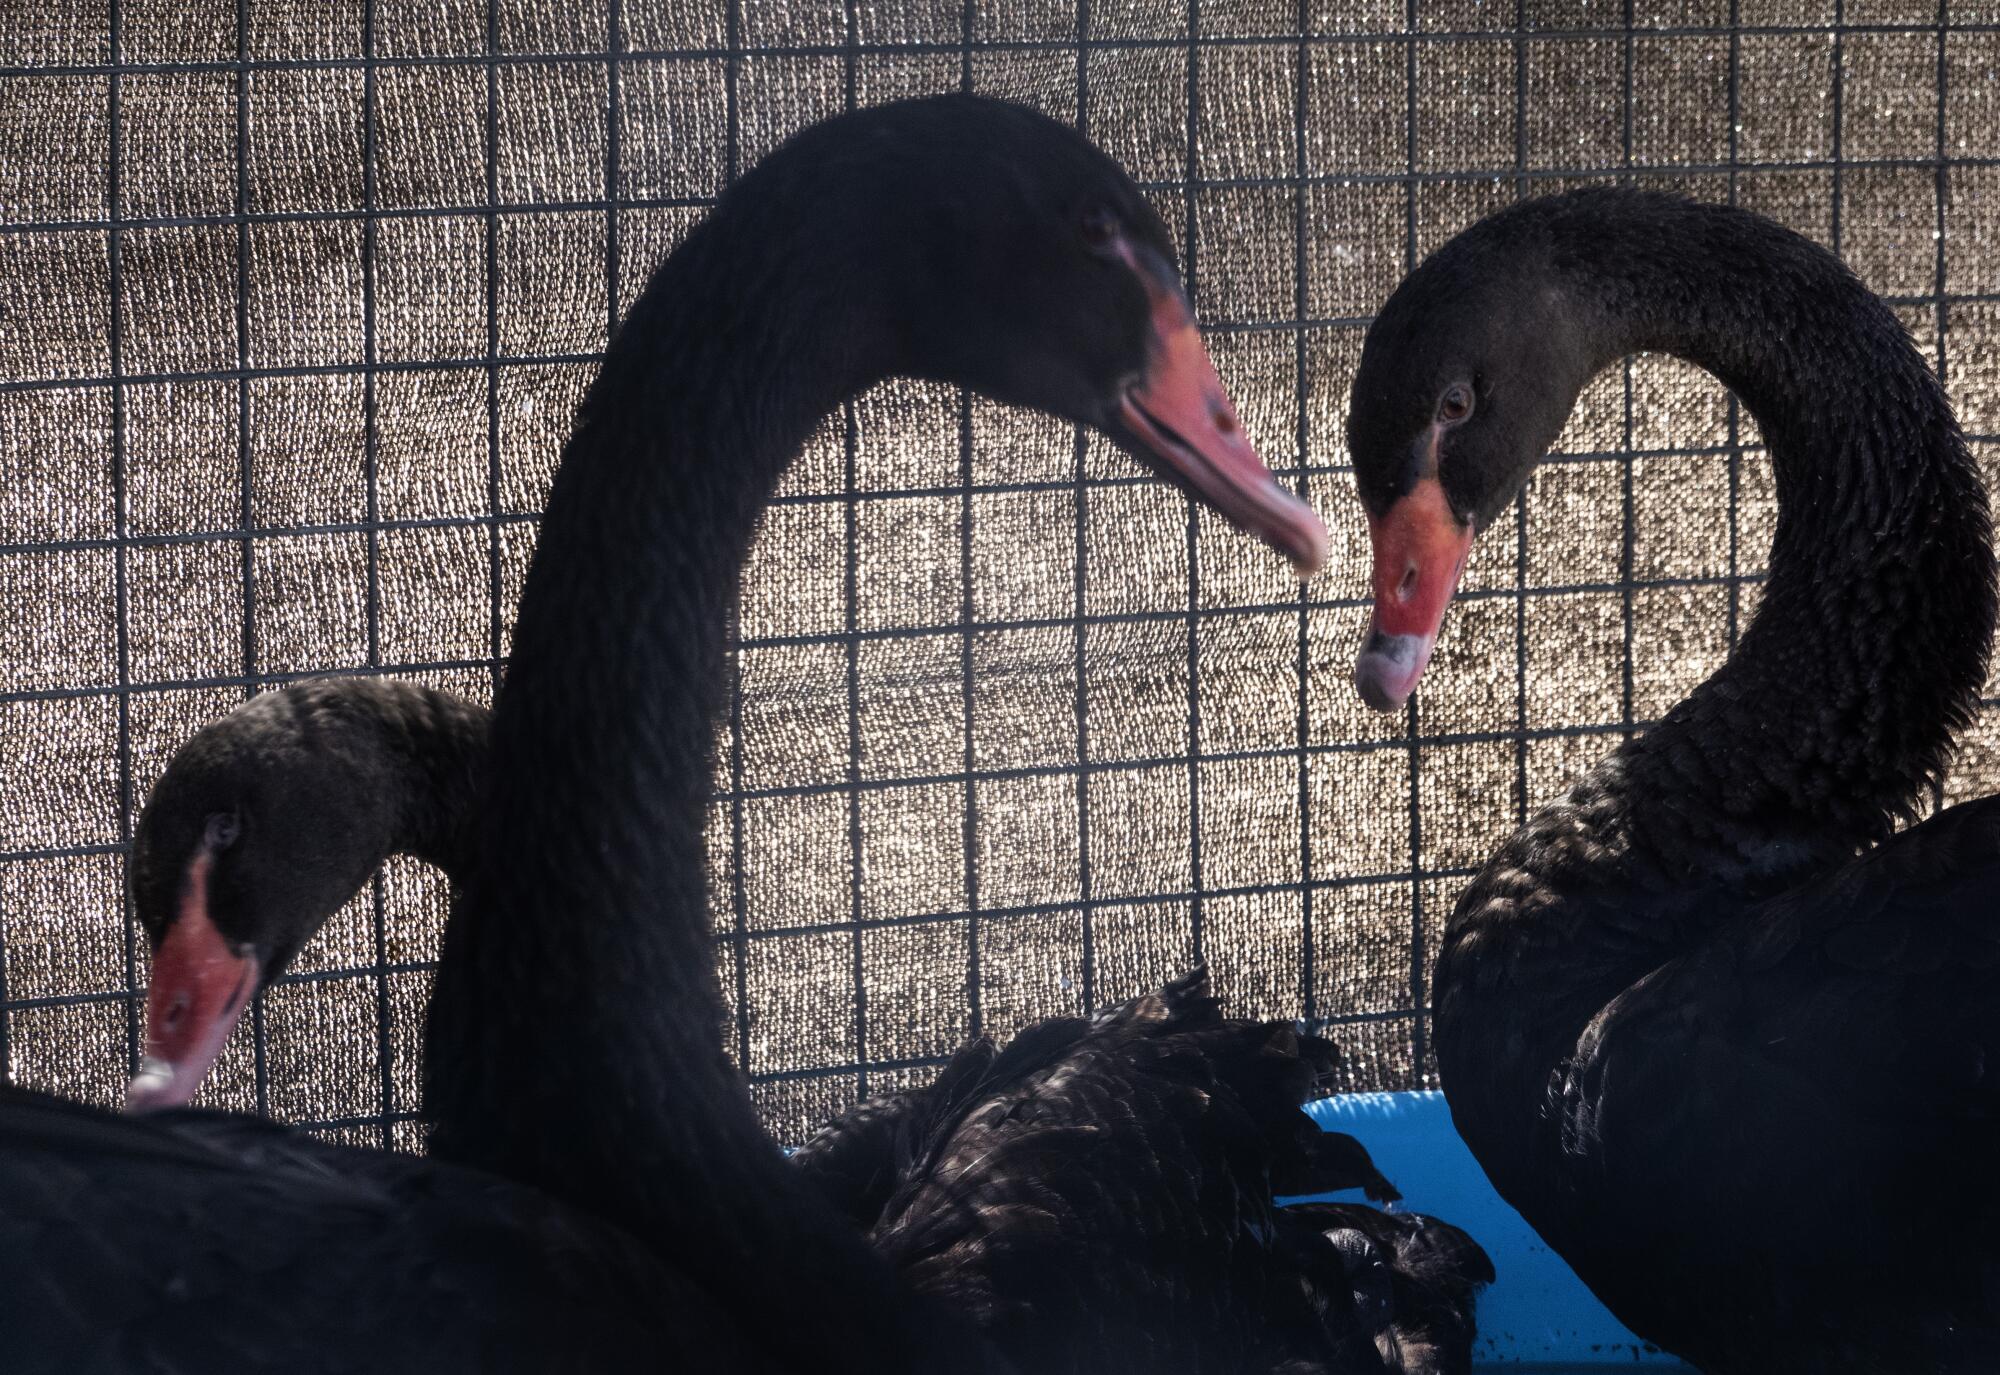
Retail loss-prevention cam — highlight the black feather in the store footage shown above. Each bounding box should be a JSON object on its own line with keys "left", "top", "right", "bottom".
{"left": 1349, "top": 188, "right": 2000, "bottom": 1372}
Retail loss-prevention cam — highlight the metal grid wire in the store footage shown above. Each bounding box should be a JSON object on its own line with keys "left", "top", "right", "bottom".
{"left": 1, "top": 0, "right": 1997, "bottom": 1150}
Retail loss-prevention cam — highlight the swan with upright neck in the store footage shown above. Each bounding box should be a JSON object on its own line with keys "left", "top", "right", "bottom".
{"left": 1344, "top": 187, "right": 2000, "bottom": 1371}
{"left": 418, "top": 89, "right": 1324, "bottom": 1361}
{"left": 2, "top": 94, "right": 1329, "bottom": 1370}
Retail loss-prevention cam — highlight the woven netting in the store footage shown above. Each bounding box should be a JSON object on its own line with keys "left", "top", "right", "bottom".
{"left": 2, "top": 0, "right": 1997, "bottom": 1151}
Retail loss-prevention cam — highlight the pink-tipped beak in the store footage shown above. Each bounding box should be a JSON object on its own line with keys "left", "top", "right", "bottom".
{"left": 1114, "top": 245, "right": 1328, "bottom": 578}
{"left": 126, "top": 851, "right": 258, "bottom": 1113}
{"left": 1353, "top": 471, "right": 1475, "bottom": 713}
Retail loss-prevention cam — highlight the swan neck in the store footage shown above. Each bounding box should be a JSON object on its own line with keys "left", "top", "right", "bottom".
{"left": 1435, "top": 200, "right": 1994, "bottom": 1121}
{"left": 380, "top": 683, "right": 488, "bottom": 879}
{"left": 1562, "top": 202, "right": 1993, "bottom": 868}
{"left": 258, "top": 677, "right": 487, "bottom": 884}
{"left": 422, "top": 192, "right": 934, "bottom": 1359}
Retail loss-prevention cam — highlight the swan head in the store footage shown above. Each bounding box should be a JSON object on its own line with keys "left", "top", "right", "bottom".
{"left": 1342, "top": 193, "right": 1605, "bottom": 711}
{"left": 828, "top": 94, "right": 1328, "bottom": 576}
{"left": 125, "top": 687, "right": 400, "bottom": 1112}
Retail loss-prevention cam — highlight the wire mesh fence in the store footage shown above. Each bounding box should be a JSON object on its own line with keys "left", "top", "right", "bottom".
{"left": 2, "top": 0, "right": 1997, "bottom": 1150}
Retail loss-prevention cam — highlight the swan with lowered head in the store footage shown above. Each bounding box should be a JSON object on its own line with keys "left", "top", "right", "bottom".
{"left": 125, "top": 672, "right": 1492, "bottom": 1373}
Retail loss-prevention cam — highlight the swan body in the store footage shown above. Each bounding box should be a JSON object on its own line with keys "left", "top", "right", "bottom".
{"left": 1344, "top": 187, "right": 2000, "bottom": 1372}
{"left": 853, "top": 970, "right": 1491, "bottom": 1375}
{"left": 1, "top": 94, "right": 1326, "bottom": 1370}
{"left": 1, "top": 1085, "right": 738, "bottom": 1374}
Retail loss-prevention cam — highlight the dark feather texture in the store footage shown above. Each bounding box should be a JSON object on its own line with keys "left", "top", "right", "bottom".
{"left": 0, "top": 1084, "right": 741, "bottom": 1374}
{"left": 1279, "top": 1204, "right": 1493, "bottom": 1375}
{"left": 135, "top": 684, "right": 1490, "bottom": 1373}
{"left": 832, "top": 969, "right": 1492, "bottom": 1374}
{"left": 1347, "top": 188, "right": 2000, "bottom": 1372}
{"left": 0, "top": 94, "right": 1351, "bottom": 1370}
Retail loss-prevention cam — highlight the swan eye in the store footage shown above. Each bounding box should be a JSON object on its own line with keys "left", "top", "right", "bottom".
{"left": 203, "top": 812, "right": 241, "bottom": 852}
{"left": 1079, "top": 207, "right": 1118, "bottom": 250}
{"left": 1437, "top": 383, "right": 1474, "bottom": 424}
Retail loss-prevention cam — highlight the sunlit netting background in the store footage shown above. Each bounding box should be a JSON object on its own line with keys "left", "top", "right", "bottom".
{"left": 2, "top": 0, "right": 1997, "bottom": 1151}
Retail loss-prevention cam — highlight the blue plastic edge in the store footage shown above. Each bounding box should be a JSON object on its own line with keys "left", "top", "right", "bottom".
{"left": 1298, "top": 1091, "right": 1689, "bottom": 1370}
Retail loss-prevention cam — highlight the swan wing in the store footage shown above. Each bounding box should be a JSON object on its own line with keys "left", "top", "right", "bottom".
{"left": 866, "top": 978, "right": 1418, "bottom": 1373}
{"left": 1555, "top": 793, "right": 2000, "bottom": 1367}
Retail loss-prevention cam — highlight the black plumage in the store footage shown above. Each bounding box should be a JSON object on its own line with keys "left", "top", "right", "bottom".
{"left": 0, "top": 1084, "right": 740, "bottom": 1374}
{"left": 1344, "top": 187, "right": 2000, "bottom": 1372}
{"left": 126, "top": 677, "right": 487, "bottom": 1103}
{"left": 1, "top": 94, "right": 1328, "bottom": 1370}
{"left": 1280, "top": 1204, "right": 1494, "bottom": 1375}
{"left": 131, "top": 682, "right": 1491, "bottom": 1373}
{"left": 848, "top": 969, "right": 1491, "bottom": 1374}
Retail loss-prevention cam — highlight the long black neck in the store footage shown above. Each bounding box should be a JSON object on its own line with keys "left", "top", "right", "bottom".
{"left": 365, "top": 681, "right": 486, "bottom": 877}
{"left": 1439, "top": 194, "right": 1994, "bottom": 1088}
{"left": 420, "top": 168, "right": 950, "bottom": 1365}
{"left": 1591, "top": 203, "right": 1992, "bottom": 865}
{"left": 261, "top": 677, "right": 487, "bottom": 877}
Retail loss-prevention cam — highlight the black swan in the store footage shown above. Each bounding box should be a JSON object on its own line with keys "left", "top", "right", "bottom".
{"left": 125, "top": 677, "right": 1492, "bottom": 1372}
{"left": 1344, "top": 186, "right": 2000, "bottom": 1372}
{"left": 125, "top": 678, "right": 485, "bottom": 1111}
{"left": 1, "top": 94, "right": 1335, "bottom": 1369}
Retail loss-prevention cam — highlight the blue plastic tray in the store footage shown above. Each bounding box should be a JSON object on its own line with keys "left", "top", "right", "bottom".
{"left": 1300, "top": 1092, "right": 1689, "bottom": 1369}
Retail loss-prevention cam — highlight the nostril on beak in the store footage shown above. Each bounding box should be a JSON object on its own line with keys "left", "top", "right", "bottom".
{"left": 162, "top": 994, "right": 188, "bottom": 1033}
{"left": 1397, "top": 564, "right": 1418, "bottom": 602}
{"left": 1213, "top": 406, "right": 1236, "bottom": 435}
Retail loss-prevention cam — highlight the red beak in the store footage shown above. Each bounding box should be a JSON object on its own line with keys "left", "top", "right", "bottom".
{"left": 1113, "top": 243, "right": 1328, "bottom": 577}
{"left": 126, "top": 850, "right": 259, "bottom": 1113}
{"left": 1353, "top": 437, "right": 1476, "bottom": 712}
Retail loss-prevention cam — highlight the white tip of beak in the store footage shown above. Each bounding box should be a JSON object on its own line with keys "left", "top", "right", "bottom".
{"left": 126, "top": 1056, "right": 189, "bottom": 1114}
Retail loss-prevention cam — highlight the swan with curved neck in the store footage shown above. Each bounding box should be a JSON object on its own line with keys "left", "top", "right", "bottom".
{"left": 1345, "top": 186, "right": 2000, "bottom": 1370}
{"left": 420, "top": 92, "right": 1321, "bottom": 1347}
{"left": 1, "top": 94, "right": 1324, "bottom": 1368}
{"left": 123, "top": 678, "right": 1495, "bottom": 1370}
